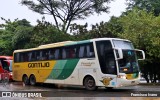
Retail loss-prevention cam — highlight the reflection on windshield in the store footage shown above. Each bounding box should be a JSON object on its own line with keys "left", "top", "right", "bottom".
{"left": 9, "top": 61, "right": 12, "bottom": 72}
{"left": 118, "top": 50, "right": 139, "bottom": 73}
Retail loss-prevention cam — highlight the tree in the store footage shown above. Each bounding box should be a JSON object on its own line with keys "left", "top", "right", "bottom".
{"left": 70, "top": 23, "right": 88, "bottom": 40}
{"left": 87, "top": 20, "right": 120, "bottom": 38}
{"left": 70, "top": 17, "right": 121, "bottom": 40}
{"left": 127, "top": 0, "right": 160, "bottom": 16}
{"left": 29, "top": 17, "right": 73, "bottom": 48}
{"left": 21, "top": 0, "right": 113, "bottom": 33}
{"left": 118, "top": 8, "right": 160, "bottom": 83}
{"left": 0, "top": 18, "right": 33, "bottom": 55}
{"left": 91, "top": 16, "right": 122, "bottom": 38}
{"left": 12, "top": 26, "right": 33, "bottom": 49}
{"left": 0, "top": 30, "right": 13, "bottom": 55}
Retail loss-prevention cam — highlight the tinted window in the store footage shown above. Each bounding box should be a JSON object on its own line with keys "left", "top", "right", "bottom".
{"left": 96, "top": 40, "right": 117, "bottom": 74}
{"left": 78, "top": 43, "right": 95, "bottom": 58}
{"left": 14, "top": 42, "right": 95, "bottom": 62}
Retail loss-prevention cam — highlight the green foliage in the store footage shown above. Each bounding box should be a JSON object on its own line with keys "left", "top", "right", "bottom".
{"left": 127, "top": 0, "right": 160, "bottom": 16}
{"left": 119, "top": 8, "right": 160, "bottom": 59}
{"left": 12, "top": 26, "right": 33, "bottom": 49}
{"left": 0, "top": 30, "right": 13, "bottom": 55}
{"left": 21, "top": 0, "right": 113, "bottom": 33}
{"left": 29, "top": 18, "right": 72, "bottom": 48}
{"left": 70, "top": 18, "right": 122, "bottom": 40}
{"left": 0, "top": 18, "right": 32, "bottom": 55}
{"left": 0, "top": 18, "right": 72, "bottom": 55}
{"left": 119, "top": 8, "right": 160, "bottom": 83}
{"left": 88, "top": 18, "right": 121, "bottom": 38}
{"left": 70, "top": 23, "right": 89, "bottom": 40}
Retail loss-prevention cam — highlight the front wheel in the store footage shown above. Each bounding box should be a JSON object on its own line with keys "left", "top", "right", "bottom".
{"left": 84, "top": 76, "right": 97, "bottom": 91}
{"left": 29, "top": 75, "right": 36, "bottom": 86}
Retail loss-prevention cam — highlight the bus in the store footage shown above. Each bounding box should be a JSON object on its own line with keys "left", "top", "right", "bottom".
{"left": 0, "top": 56, "right": 13, "bottom": 81}
{"left": 12, "top": 38, "right": 145, "bottom": 90}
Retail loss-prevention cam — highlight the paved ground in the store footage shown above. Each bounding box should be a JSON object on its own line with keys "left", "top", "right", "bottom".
{"left": 0, "top": 81, "right": 159, "bottom": 100}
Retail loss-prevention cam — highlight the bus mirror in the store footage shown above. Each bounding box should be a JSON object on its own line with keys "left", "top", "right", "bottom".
{"left": 114, "top": 48, "right": 123, "bottom": 60}
{"left": 135, "top": 49, "right": 145, "bottom": 60}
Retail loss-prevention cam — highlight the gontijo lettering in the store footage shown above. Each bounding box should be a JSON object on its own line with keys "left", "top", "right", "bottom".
{"left": 28, "top": 62, "right": 49, "bottom": 68}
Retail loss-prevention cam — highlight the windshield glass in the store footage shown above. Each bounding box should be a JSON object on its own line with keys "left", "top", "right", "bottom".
{"left": 118, "top": 50, "right": 139, "bottom": 73}
{"left": 9, "top": 60, "right": 12, "bottom": 72}
{"left": 113, "top": 40, "right": 139, "bottom": 74}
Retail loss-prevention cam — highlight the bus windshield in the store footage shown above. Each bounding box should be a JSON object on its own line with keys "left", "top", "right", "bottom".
{"left": 113, "top": 40, "right": 139, "bottom": 74}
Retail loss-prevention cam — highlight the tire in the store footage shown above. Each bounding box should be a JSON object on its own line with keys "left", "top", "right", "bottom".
{"left": 84, "top": 76, "right": 97, "bottom": 91}
{"left": 29, "top": 75, "right": 36, "bottom": 86}
{"left": 22, "top": 75, "right": 29, "bottom": 85}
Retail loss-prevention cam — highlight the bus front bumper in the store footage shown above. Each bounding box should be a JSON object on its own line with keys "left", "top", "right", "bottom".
{"left": 116, "top": 78, "right": 140, "bottom": 87}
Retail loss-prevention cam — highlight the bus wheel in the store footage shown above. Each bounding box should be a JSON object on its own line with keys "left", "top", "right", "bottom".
{"left": 29, "top": 75, "right": 36, "bottom": 86}
{"left": 84, "top": 76, "right": 97, "bottom": 91}
{"left": 22, "top": 75, "right": 29, "bottom": 85}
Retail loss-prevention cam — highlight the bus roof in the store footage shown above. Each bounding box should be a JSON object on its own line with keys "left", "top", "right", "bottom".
{"left": 91, "top": 38, "right": 131, "bottom": 42}
{"left": 38, "top": 41, "right": 74, "bottom": 48}
{"left": 0, "top": 56, "right": 13, "bottom": 60}
{"left": 14, "top": 38, "right": 130, "bottom": 53}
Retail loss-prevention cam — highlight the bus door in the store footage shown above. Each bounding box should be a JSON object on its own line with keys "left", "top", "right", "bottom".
{"left": 96, "top": 40, "right": 117, "bottom": 86}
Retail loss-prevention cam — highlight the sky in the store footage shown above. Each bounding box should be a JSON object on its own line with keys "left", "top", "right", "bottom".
{"left": 0, "top": 0, "right": 127, "bottom": 27}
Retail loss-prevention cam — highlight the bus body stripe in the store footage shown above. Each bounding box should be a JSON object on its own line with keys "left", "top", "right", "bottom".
{"left": 57, "top": 59, "right": 79, "bottom": 79}
{"left": 47, "top": 59, "right": 79, "bottom": 80}
{"left": 47, "top": 60, "right": 67, "bottom": 79}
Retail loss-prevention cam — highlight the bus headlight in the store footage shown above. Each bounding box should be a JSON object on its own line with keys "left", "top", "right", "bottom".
{"left": 118, "top": 75, "right": 126, "bottom": 79}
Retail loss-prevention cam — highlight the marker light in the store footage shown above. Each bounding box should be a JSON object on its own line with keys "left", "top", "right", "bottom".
{"left": 123, "top": 68, "right": 128, "bottom": 71}
{"left": 118, "top": 75, "right": 126, "bottom": 79}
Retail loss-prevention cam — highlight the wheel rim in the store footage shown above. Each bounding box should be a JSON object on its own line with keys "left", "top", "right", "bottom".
{"left": 87, "top": 79, "right": 94, "bottom": 88}
{"left": 85, "top": 76, "right": 96, "bottom": 90}
{"left": 30, "top": 75, "right": 36, "bottom": 85}
{"left": 23, "top": 76, "right": 28, "bottom": 84}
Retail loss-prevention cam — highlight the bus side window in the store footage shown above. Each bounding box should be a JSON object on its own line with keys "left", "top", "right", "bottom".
{"left": 73, "top": 47, "right": 77, "bottom": 58}
{"left": 36, "top": 51, "right": 41, "bottom": 61}
{"left": 86, "top": 43, "right": 95, "bottom": 58}
{"left": 55, "top": 49, "right": 60, "bottom": 59}
{"left": 28, "top": 52, "right": 32, "bottom": 62}
{"left": 75, "top": 45, "right": 80, "bottom": 58}
{"left": 1, "top": 60, "right": 9, "bottom": 71}
{"left": 20, "top": 53, "right": 24, "bottom": 62}
{"left": 78, "top": 43, "right": 95, "bottom": 58}
{"left": 23, "top": 52, "right": 29, "bottom": 62}
{"left": 41, "top": 50, "right": 49, "bottom": 60}
{"left": 79, "top": 45, "right": 85, "bottom": 58}
{"left": 14, "top": 53, "right": 20, "bottom": 62}
{"left": 31, "top": 52, "right": 36, "bottom": 61}
{"left": 49, "top": 49, "right": 55, "bottom": 60}
{"left": 69, "top": 48, "right": 75, "bottom": 58}
{"left": 62, "top": 48, "right": 67, "bottom": 59}
{"left": 65, "top": 46, "right": 75, "bottom": 59}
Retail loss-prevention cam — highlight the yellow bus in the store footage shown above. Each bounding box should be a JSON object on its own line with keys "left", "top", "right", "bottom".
{"left": 13, "top": 38, "right": 145, "bottom": 90}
